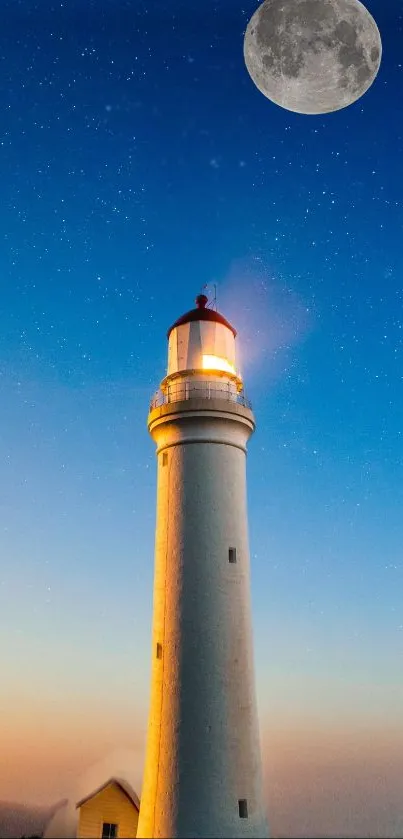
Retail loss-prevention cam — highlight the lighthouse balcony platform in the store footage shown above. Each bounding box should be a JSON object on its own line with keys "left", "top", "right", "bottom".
{"left": 150, "top": 379, "right": 252, "bottom": 411}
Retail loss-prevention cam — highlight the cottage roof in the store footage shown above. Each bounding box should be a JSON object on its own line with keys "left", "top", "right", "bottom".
{"left": 76, "top": 777, "right": 140, "bottom": 811}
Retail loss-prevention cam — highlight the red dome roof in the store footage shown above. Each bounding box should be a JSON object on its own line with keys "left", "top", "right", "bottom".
{"left": 167, "top": 294, "right": 236, "bottom": 339}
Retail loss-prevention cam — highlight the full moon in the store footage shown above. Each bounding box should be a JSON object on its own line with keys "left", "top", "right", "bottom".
{"left": 243, "top": 0, "right": 382, "bottom": 114}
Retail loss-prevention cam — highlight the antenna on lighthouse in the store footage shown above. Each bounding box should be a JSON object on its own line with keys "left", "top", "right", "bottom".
{"left": 202, "top": 283, "right": 218, "bottom": 311}
{"left": 211, "top": 283, "right": 217, "bottom": 311}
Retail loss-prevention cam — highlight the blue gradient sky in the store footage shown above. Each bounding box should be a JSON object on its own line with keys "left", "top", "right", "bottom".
{"left": 1, "top": 0, "right": 403, "bottom": 835}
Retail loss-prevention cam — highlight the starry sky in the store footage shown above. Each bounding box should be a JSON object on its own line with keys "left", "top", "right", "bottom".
{"left": 1, "top": 0, "right": 403, "bottom": 836}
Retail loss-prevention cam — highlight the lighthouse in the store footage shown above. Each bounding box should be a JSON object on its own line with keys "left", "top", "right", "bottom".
{"left": 137, "top": 294, "right": 269, "bottom": 839}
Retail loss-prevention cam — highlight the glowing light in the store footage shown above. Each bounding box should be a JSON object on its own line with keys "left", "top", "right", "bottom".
{"left": 202, "top": 354, "right": 237, "bottom": 375}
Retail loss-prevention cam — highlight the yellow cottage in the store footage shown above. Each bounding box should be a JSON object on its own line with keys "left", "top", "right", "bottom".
{"left": 76, "top": 777, "right": 140, "bottom": 839}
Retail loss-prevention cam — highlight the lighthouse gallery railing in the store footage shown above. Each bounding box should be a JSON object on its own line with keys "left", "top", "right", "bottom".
{"left": 150, "top": 380, "right": 252, "bottom": 410}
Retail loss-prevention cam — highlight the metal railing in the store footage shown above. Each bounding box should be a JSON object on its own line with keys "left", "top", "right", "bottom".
{"left": 150, "top": 380, "right": 252, "bottom": 411}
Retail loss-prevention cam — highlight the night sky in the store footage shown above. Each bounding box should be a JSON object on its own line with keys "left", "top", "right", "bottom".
{"left": 1, "top": 1, "right": 403, "bottom": 836}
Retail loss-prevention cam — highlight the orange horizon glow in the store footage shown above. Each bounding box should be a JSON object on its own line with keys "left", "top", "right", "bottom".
{"left": 3, "top": 714, "right": 403, "bottom": 839}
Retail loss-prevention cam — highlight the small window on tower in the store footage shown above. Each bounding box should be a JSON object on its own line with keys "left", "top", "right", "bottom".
{"left": 228, "top": 547, "right": 237, "bottom": 564}
{"left": 162, "top": 452, "right": 168, "bottom": 466}
{"left": 238, "top": 799, "right": 248, "bottom": 819}
{"left": 156, "top": 643, "right": 163, "bottom": 659}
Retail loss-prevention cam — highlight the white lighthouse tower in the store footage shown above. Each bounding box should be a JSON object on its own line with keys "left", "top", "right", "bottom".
{"left": 137, "top": 294, "right": 268, "bottom": 839}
